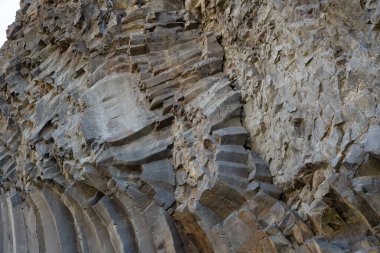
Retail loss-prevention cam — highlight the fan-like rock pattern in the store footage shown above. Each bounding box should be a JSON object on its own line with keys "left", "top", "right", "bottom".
{"left": 0, "top": 0, "right": 379, "bottom": 252}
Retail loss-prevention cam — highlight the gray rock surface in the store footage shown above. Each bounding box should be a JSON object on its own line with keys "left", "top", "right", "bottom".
{"left": 0, "top": 0, "right": 378, "bottom": 252}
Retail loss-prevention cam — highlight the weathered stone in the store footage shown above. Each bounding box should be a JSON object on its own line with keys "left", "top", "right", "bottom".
{"left": 215, "top": 145, "right": 249, "bottom": 164}
{"left": 0, "top": 0, "right": 378, "bottom": 252}
{"left": 248, "top": 153, "right": 273, "bottom": 183}
{"left": 364, "top": 125, "right": 380, "bottom": 158}
{"left": 212, "top": 127, "right": 248, "bottom": 145}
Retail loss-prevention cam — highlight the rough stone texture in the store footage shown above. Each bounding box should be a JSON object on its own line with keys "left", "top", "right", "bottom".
{"left": 185, "top": 0, "right": 380, "bottom": 181}
{"left": 0, "top": 0, "right": 378, "bottom": 252}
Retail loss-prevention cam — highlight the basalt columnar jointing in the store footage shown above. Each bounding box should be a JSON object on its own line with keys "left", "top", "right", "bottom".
{"left": 0, "top": 0, "right": 379, "bottom": 252}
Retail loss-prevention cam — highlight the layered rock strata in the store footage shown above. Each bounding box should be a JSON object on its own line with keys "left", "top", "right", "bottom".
{"left": 0, "top": 0, "right": 378, "bottom": 252}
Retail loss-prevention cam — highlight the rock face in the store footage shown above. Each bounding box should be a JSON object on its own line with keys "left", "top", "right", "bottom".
{"left": 0, "top": 0, "right": 379, "bottom": 252}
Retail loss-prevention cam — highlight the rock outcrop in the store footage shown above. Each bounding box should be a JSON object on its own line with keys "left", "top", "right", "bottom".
{"left": 0, "top": 0, "right": 379, "bottom": 252}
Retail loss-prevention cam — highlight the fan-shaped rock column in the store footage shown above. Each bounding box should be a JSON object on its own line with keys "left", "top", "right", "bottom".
{"left": 0, "top": 0, "right": 379, "bottom": 252}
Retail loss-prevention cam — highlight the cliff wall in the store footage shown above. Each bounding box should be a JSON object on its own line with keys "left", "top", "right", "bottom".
{"left": 0, "top": 0, "right": 378, "bottom": 252}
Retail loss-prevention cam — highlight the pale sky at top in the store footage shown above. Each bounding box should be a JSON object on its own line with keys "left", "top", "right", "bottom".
{"left": 0, "top": 1, "right": 20, "bottom": 46}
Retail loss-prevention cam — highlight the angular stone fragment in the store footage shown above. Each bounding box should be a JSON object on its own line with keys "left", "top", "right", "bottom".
{"left": 141, "top": 159, "right": 176, "bottom": 186}
{"left": 215, "top": 145, "right": 249, "bottom": 164}
{"left": 113, "top": 138, "right": 173, "bottom": 166}
{"left": 308, "top": 239, "right": 345, "bottom": 253}
{"left": 248, "top": 153, "right": 273, "bottom": 183}
{"left": 212, "top": 127, "right": 249, "bottom": 145}
{"left": 141, "top": 159, "right": 176, "bottom": 209}
{"left": 364, "top": 125, "right": 380, "bottom": 158}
